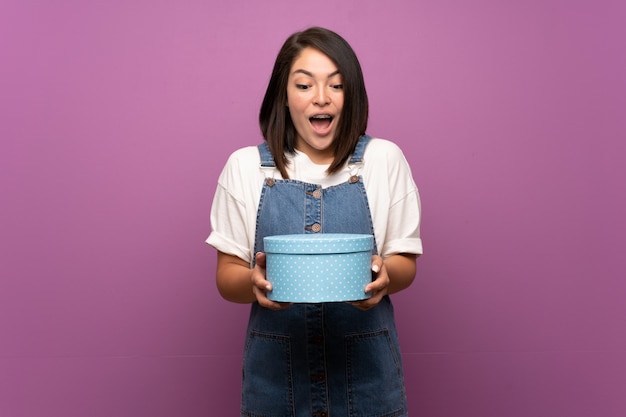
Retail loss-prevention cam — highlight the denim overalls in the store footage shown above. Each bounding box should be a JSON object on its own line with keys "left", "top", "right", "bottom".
{"left": 242, "top": 136, "right": 408, "bottom": 417}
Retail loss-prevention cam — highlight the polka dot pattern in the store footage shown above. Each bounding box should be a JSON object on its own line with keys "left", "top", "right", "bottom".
{"left": 264, "top": 234, "right": 374, "bottom": 303}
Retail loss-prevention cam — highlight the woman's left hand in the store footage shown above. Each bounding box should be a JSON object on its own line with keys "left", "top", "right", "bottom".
{"left": 350, "top": 255, "right": 389, "bottom": 311}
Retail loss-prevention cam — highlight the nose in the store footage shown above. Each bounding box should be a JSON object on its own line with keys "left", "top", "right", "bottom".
{"left": 313, "top": 87, "right": 330, "bottom": 106}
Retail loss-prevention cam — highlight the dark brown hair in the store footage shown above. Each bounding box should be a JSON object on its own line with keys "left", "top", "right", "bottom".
{"left": 259, "top": 27, "right": 369, "bottom": 178}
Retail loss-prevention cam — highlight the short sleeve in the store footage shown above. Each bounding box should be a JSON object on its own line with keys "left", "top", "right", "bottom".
{"left": 205, "top": 147, "right": 263, "bottom": 264}
{"left": 362, "top": 139, "right": 423, "bottom": 258}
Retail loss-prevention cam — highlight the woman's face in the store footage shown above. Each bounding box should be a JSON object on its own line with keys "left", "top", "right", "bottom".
{"left": 287, "top": 47, "right": 344, "bottom": 164}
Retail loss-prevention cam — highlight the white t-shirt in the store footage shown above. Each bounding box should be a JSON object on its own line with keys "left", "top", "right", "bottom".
{"left": 206, "top": 138, "right": 423, "bottom": 265}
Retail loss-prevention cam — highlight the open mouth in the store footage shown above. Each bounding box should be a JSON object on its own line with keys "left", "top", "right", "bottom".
{"left": 309, "top": 114, "right": 333, "bottom": 131}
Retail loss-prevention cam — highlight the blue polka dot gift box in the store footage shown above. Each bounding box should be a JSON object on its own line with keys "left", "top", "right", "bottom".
{"left": 264, "top": 233, "right": 374, "bottom": 303}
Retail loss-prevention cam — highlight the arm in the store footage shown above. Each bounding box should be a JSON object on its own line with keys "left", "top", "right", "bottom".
{"left": 215, "top": 251, "right": 255, "bottom": 304}
{"left": 216, "top": 251, "right": 291, "bottom": 310}
{"left": 381, "top": 253, "right": 418, "bottom": 294}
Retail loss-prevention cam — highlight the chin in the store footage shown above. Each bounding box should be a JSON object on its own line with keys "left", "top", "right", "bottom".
{"left": 309, "top": 138, "right": 334, "bottom": 150}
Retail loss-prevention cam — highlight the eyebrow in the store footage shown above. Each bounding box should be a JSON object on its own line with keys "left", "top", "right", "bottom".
{"left": 292, "top": 69, "right": 341, "bottom": 79}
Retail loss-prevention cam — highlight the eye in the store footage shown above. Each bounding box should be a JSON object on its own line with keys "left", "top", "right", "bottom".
{"left": 331, "top": 84, "right": 344, "bottom": 90}
{"left": 295, "top": 84, "right": 310, "bottom": 90}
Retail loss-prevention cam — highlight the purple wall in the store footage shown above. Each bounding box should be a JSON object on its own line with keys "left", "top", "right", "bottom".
{"left": 1, "top": 1, "right": 624, "bottom": 416}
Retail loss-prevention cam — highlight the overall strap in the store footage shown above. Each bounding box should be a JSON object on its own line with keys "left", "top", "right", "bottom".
{"left": 348, "top": 135, "right": 372, "bottom": 164}
{"left": 258, "top": 142, "right": 275, "bottom": 167}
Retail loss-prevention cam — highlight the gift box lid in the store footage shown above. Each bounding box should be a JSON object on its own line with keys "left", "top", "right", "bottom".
{"left": 264, "top": 233, "right": 373, "bottom": 255}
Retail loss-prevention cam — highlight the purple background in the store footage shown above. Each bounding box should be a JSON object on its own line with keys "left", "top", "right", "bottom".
{"left": 1, "top": 0, "right": 625, "bottom": 416}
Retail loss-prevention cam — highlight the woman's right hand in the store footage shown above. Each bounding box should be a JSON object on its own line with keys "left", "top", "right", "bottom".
{"left": 251, "top": 252, "right": 292, "bottom": 310}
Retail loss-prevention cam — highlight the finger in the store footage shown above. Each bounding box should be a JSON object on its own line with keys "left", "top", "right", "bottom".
{"left": 260, "top": 299, "right": 285, "bottom": 310}
{"left": 250, "top": 274, "right": 270, "bottom": 290}
{"left": 257, "top": 294, "right": 292, "bottom": 311}
{"left": 364, "top": 276, "right": 388, "bottom": 294}
{"left": 251, "top": 279, "right": 292, "bottom": 310}
{"left": 350, "top": 291, "right": 381, "bottom": 310}
{"left": 371, "top": 255, "right": 383, "bottom": 273}
{"left": 255, "top": 251, "right": 267, "bottom": 267}
{"left": 252, "top": 286, "right": 277, "bottom": 309}
{"left": 350, "top": 299, "right": 375, "bottom": 311}
{"left": 349, "top": 301, "right": 369, "bottom": 311}
{"left": 251, "top": 275, "right": 272, "bottom": 292}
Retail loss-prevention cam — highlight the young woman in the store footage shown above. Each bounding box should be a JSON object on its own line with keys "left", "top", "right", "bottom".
{"left": 207, "top": 27, "right": 423, "bottom": 417}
